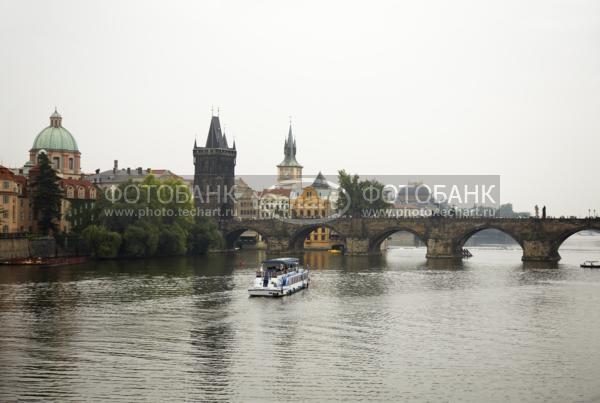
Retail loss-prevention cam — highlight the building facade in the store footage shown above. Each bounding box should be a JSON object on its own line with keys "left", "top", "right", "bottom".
{"left": 259, "top": 188, "right": 291, "bottom": 219}
{"left": 234, "top": 178, "right": 260, "bottom": 220}
{"left": 0, "top": 166, "right": 29, "bottom": 234}
{"left": 87, "top": 160, "right": 182, "bottom": 189}
{"left": 1, "top": 109, "right": 97, "bottom": 234}
{"left": 290, "top": 174, "right": 340, "bottom": 249}
{"left": 193, "top": 115, "right": 236, "bottom": 219}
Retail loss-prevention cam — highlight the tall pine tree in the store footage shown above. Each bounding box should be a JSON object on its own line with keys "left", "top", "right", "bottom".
{"left": 30, "top": 152, "right": 63, "bottom": 235}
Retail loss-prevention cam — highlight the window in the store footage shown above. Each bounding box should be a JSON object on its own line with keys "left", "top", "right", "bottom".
{"left": 2, "top": 195, "right": 8, "bottom": 204}
{"left": 67, "top": 186, "right": 74, "bottom": 198}
{"left": 78, "top": 187, "right": 85, "bottom": 198}
{"left": 2, "top": 181, "right": 8, "bottom": 189}
{"left": 69, "top": 158, "right": 74, "bottom": 170}
{"left": 52, "top": 157, "right": 60, "bottom": 169}
{"left": 2, "top": 225, "right": 7, "bottom": 233}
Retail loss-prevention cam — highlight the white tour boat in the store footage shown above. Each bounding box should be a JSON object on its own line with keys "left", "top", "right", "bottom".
{"left": 248, "top": 258, "right": 309, "bottom": 297}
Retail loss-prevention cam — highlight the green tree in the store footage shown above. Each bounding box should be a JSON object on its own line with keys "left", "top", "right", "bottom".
{"left": 157, "top": 223, "right": 187, "bottom": 256}
{"left": 187, "top": 217, "right": 224, "bottom": 255}
{"left": 123, "top": 221, "right": 159, "bottom": 257}
{"left": 84, "top": 174, "right": 221, "bottom": 258}
{"left": 336, "top": 170, "right": 390, "bottom": 217}
{"left": 67, "top": 199, "right": 97, "bottom": 233}
{"left": 30, "top": 152, "right": 63, "bottom": 235}
{"left": 81, "top": 225, "right": 122, "bottom": 258}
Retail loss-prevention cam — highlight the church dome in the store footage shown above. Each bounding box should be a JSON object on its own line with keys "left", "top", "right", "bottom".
{"left": 30, "top": 109, "right": 79, "bottom": 152}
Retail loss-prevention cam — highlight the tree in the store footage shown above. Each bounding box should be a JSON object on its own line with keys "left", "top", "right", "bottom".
{"left": 81, "top": 174, "right": 223, "bottom": 258}
{"left": 123, "top": 221, "right": 159, "bottom": 257}
{"left": 67, "top": 199, "right": 97, "bottom": 233}
{"left": 187, "top": 217, "right": 224, "bottom": 255}
{"left": 157, "top": 223, "right": 188, "bottom": 256}
{"left": 30, "top": 152, "right": 63, "bottom": 235}
{"left": 336, "top": 170, "right": 390, "bottom": 217}
{"left": 81, "top": 225, "right": 122, "bottom": 258}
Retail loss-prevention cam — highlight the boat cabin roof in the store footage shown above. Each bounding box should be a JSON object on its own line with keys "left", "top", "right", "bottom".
{"left": 262, "top": 257, "right": 299, "bottom": 266}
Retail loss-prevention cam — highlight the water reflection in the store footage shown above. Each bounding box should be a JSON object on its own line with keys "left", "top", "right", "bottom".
{"left": 1, "top": 239, "right": 600, "bottom": 401}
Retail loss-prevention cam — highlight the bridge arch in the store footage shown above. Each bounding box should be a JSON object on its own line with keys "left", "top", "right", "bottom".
{"left": 289, "top": 222, "right": 346, "bottom": 251}
{"left": 369, "top": 227, "right": 427, "bottom": 253}
{"left": 223, "top": 225, "right": 271, "bottom": 250}
{"left": 555, "top": 225, "right": 600, "bottom": 249}
{"left": 456, "top": 225, "right": 524, "bottom": 250}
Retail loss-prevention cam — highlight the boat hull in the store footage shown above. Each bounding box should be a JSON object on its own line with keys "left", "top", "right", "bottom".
{"left": 248, "top": 278, "right": 309, "bottom": 297}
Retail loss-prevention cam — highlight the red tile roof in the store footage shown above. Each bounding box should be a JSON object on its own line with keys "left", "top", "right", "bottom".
{"left": 0, "top": 165, "right": 15, "bottom": 181}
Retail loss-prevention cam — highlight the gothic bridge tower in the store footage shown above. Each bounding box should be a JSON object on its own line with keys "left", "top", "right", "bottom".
{"left": 193, "top": 115, "right": 236, "bottom": 219}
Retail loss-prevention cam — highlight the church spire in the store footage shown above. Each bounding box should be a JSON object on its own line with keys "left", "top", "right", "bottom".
{"left": 278, "top": 120, "right": 302, "bottom": 168}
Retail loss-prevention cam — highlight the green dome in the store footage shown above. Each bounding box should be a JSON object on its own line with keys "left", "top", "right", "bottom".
{"left": 32, "top": 126, "right": 79, "bottom": 152}
{"left": 31, "top": 109, "right": 79, "bottom": 152}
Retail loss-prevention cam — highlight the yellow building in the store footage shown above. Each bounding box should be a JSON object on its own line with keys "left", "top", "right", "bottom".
{"left": 290, "top": 173, "right": 341, "bottom": 250}
{"left": 0, "top": 166, "right": 29, "bottom": 234}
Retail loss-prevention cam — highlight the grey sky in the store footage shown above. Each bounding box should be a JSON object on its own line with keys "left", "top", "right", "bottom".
{"left": 1, "top": 0, "right": 599, "bottom": 216}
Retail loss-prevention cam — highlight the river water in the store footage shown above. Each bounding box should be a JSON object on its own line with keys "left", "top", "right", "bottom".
{"left": 1, "top": 236, "right": 600, "bottom": 402}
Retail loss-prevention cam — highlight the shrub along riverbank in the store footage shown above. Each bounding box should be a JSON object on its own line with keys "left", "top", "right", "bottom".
{"left": 77, "top": 175, "right": 223, "bottom": 259}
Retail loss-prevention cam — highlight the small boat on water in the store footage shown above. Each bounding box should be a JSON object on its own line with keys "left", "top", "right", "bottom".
{"left": 581, "top": 261, "right": 600, "bottom": 268}
{"left": 248, "top": 257, "right": 309, "bottom": 297}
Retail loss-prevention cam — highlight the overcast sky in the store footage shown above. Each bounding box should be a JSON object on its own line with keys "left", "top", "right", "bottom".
{"left": 1, "top": 0, "right": 599, "bottom": 216}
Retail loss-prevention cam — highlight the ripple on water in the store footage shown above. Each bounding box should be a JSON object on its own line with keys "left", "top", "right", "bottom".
{"left": 1, "top": 249, "right": 600, "bottom": 401}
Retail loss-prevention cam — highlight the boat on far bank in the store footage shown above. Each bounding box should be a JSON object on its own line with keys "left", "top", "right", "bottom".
{"left": 581, "top": 261, "right": 600, "bottom": 268}
{"left": 248, "top": 257, "right": 309, "bottom": 297}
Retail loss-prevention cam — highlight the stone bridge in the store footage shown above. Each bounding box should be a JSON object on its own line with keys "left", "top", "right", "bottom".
{"left": 221, "top": 217, "right": 600, "bottom": 262}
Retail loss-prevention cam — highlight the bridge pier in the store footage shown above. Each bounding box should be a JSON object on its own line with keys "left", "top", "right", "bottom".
{"left": 425, "top": 238, "right": 462, "bottom": 259}
{"left": 266, "top": 237, "right": 290, "bottom": 253}
{"left": 345, "top": 237, "right": 370, "bottom": 255}
{"left": 521, "top": 240, "right": 560, "bottom": 262}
